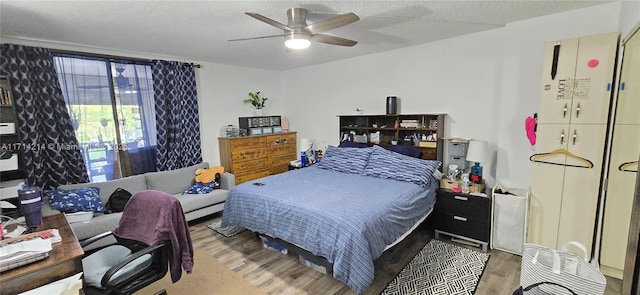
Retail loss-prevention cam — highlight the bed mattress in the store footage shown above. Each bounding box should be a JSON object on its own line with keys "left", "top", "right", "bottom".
{"left": 221, "top": 166, "right": 438, "bottom": 294}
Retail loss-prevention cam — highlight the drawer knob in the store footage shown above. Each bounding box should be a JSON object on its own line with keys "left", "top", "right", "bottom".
{"left": 453, "top": 216, "right": 467, "bottom": 222}
{"left": 454, "top": 196, "right": 468, "bottom": 201}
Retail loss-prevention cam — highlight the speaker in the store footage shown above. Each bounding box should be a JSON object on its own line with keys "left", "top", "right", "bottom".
{"left": 386, "top": 96, "right": 399, "bottom": 114}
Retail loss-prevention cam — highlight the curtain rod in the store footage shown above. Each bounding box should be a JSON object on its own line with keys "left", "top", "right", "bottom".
{"left": 51, "top": 49, "right": 202, "bottom": 68}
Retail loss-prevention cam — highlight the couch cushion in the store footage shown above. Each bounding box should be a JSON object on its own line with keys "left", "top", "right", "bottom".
{"left": 71, "top": 212, "right": 123, "bottom": 241}
{"left": 145, "top": 162, "right": 209, "bottom": 195}
{"left": 173, "top": 190, "right": 226, "bottom": 213}
{"left": 58, "top": 175, "right": 147, "bottom": 205}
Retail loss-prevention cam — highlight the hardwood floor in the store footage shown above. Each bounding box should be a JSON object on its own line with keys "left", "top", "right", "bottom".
{"left": 189, "top": 214, "right": 622, "bottom": 294}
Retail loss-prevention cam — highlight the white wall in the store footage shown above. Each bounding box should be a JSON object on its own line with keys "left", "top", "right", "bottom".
{"left": 195, "top": 63, "right": 282, "bottom": 165}
{"left": 281, "top": 2, "right": 625, "bottom": 189}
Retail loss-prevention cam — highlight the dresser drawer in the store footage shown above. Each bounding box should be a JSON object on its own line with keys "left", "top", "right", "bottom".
{"left": 231, "top": 147, "right": 267, "bottom": 161}
{"left": 268, "top": 144, "right": 296, "bottom": 157}
{"left": 435, "top": 190, "right": 491, "bottom": 220}
{"left": 433, "top": 212, "right": 490, "bottom": 242}
{"left": 230, "top": 137, "right": 266, "bottom": 150}
{"left": 265, "top": 133, "right": 296, "bottom": 147}
{"left": 235, "top": 170, "right": 270, "bottom": 185}
{"left": 232, "top": 158, "right": 269, "bottom": 174}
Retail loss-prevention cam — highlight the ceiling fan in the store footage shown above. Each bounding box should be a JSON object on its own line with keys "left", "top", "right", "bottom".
{"left": 229, "top": 8, "right": 360, "bottom": 49}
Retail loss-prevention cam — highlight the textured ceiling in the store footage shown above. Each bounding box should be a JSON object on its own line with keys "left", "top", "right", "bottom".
{"left": 1, "top": 1, "right": 615, "bottom": 70}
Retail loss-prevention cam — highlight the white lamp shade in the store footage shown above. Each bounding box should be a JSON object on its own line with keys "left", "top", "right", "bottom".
{"left": 299, "top": 138, "right": 312, "bottom": 152}
{"left": 466, "top": 140, "right": 488, "bottom": 163}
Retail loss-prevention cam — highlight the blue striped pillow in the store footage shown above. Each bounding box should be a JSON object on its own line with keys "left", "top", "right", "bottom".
{"left": 363, "top": 145, "right": 441, "bottom": 187}
{"left": 316, "top": 146, "right": 373, "bottom": 174}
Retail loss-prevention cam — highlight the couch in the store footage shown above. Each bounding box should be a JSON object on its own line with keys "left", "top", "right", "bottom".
{"left": 41, "top": 162, "right": 234, "bottom": 249}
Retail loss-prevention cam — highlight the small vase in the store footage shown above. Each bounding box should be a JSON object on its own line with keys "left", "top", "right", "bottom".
{"left": 254, "top": 109, "right": 263, "bottom": 116}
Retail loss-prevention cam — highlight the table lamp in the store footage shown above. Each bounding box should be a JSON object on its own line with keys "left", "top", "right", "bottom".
{"left": 466, "top": 140, "right": 488, "bottom": 184}
{"left": 299, "top": 138, "right": 312, "bottom": 167}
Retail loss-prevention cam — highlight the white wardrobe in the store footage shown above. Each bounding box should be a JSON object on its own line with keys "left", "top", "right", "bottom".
{"left": 600, "top": 27, "right": 640, "bottom": 279}
{"left": 529, "top": 33, "right": 619, "bottom": 258}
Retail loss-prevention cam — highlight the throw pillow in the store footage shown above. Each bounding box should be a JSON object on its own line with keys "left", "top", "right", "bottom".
{"left": 47, "top": 187, "right": 106, "bottom": 213}
{"left": 316, "top": 146, "right": 373, "bottom": 175}
{"left": 363, "top": 145, "right": 441, "bottom": 187}
{"left": 183, "top": 182, "right": 216, "bottom": 195}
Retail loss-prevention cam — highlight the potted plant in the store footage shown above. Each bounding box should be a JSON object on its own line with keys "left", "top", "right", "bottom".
{"left": 243, "top": 91, "right": 268, "bottom": 116}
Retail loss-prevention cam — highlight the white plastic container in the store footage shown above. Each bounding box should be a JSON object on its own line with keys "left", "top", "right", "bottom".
{"left": 491, "top": 184, "right": 529, "bottom": 255}
{"left": 64, "top": 211, "right": 94, "bottom": 224}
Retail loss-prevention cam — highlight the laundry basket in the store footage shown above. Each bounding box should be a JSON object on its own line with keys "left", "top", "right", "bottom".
{"left": 519, "top": 242, "right": 606, "bottom": 295}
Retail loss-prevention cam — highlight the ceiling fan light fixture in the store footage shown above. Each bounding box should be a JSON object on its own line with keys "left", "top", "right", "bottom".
{"left": 285, "top": 32, "right": 310, "bottom": 49}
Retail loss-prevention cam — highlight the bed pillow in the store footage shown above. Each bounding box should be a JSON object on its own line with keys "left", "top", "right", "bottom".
{"left": 47, "top": 187, "right": 106, "bottom": 213}
{"left": 338, "top": 141, "right": 370, "bottom": 148}
{"left": 316, "top": 146, "right": 373, "bottom": 174}
{"left": 363, "top": 145, "right": 441, "bottom": 187}
{"left": 385, "top": 145, "right": 421, "bottom": 158}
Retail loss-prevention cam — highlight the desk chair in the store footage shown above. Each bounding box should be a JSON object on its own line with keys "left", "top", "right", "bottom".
{"left": 81, "top": 233, "right": 170, "bottom": 295}
{"left": 81, "top": 190, "right": 193, "bottom": 295}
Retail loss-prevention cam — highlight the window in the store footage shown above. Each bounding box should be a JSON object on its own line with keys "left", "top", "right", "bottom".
{"left": 54, "top": 55, "right": 157, "bottom": 182}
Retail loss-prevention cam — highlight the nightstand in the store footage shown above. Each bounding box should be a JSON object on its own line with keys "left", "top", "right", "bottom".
{"left": 432, "top": 188, "right": 491, "bottom": 252}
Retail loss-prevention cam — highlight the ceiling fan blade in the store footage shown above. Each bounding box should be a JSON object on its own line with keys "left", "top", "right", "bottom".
{"left": 304, "top": 13, "right": 359, "bottom": 34}
{"left": 245, "top": 12, "right": 293, "bottom": 32}
{"left": 311, "top": 34, "right": 357, "bottom": 47}
{"left": 228, "top": 35, "right": 283, "bottom": 42}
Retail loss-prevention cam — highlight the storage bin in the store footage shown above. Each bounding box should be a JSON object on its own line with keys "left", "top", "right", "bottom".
{"left": 447, "top": 140, "right": 469, "bottom": 156}
{"left": 0, "top": 122, "right": 15, "bottom": 135}
{"left": 64, "top": 211, "right": 94, "bottom": 224}
{"left": 260, "top": 236, "right": 288, "bottom": 254}
{"left": 298, "top": 255, "right": 330, "bottom": 274}
{"left": 491, "top": 184, "right": 529, "bottom": 255}
{"left": 440, "top": 179, "right": 485, "bottom": 193}
{"left": 447, "top": 155, "right": 467, "bottom": 172}
{"left": 0, "top": 154, "right": 18, "bottom": 171}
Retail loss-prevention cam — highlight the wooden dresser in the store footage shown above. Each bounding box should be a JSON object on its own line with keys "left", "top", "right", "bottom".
{"left": 219, "top": 132, "right": 297, "bottom": 185}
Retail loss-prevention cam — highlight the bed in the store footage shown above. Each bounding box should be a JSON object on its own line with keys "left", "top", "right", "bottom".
{"left": 221, "top": 145, "right": 441, "bottom": 294}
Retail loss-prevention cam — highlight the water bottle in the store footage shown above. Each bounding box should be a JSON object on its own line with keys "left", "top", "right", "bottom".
{"left": 461, "top": 174, "right": 470, "bottom": 194}
{"left": 300, "top": 152, "right": 307, "bottom": 167}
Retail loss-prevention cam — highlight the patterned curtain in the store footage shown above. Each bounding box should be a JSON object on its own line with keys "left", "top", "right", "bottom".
{"left": 151, "top": 60, "right": 202, "bottom": 171}
{"left": 0, "top": 44, "right": 89, "bottom": 189}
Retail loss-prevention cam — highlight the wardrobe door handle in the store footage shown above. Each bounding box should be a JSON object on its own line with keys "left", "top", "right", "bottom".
{"left": 575, "top": 102, "right": 580, "bottom": 118}
{"left": 573, "top": 129, "right": 577, "bottom": 145}
{"left": 563, "top": 103, "right": 568, "bottom": 118}
{"left": 454, "top": 196, "right": 468, "bottom": 201}
{"left": 454, "top": 216, "right": 467, "bottom": 222}
{"left": 560, "top": 130, "right": 565, "bottom": 145}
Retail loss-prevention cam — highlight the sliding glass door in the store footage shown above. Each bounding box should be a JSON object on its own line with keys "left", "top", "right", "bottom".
{"left": 54, "top": 55, "right": 157, "bottom": 182}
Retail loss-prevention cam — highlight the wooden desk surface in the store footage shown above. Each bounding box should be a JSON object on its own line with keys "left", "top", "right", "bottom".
{"left": 0, "top": 213, "right": 84, "bottom": 295}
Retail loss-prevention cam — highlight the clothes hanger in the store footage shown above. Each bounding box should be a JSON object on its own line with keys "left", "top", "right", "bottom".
{"left": 529, "top": 148, "right": 594, "bottom": 169}
{"left": 618, "top": 161, "right": 638, "bottom": 173}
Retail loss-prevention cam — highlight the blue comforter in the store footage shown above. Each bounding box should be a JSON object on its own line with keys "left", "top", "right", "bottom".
{"left": 221, "top": 166, "right": 438, "bottom": 294}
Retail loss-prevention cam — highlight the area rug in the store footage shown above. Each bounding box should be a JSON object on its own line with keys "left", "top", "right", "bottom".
{"left": 206, "top": 220, "right": 247, "bottom": 237}
{"left": 137, "top": 249, "right": 265, "bottom": 295}
{"left": 381, "top": 239, "right": 490, "bottom": 295}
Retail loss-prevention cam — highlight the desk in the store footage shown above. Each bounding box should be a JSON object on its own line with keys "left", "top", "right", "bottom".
{"left": 0, "top": 214, "right": 84, "bottom": 294}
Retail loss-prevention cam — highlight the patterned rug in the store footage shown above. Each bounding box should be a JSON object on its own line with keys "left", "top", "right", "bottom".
{"left": 382, "top": 239, "right": 490, "bottom": 295}
{"left": 206, "top": 220, "right": 247, "bottom": 238}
